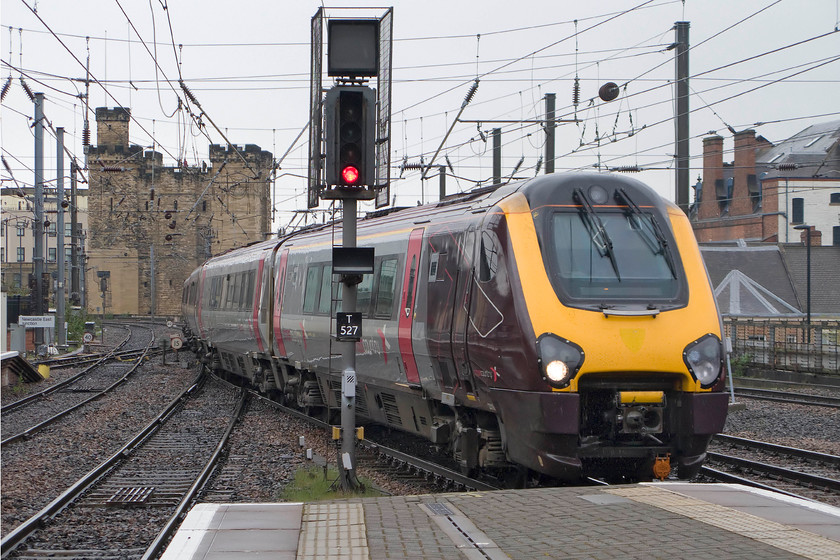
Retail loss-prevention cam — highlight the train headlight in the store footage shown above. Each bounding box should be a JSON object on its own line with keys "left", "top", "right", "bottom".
{"left": 683, "top": 334, "right": 722, "bottom": 387}
{"left": 538, "top": 334, "right": 584, "bottom": 389}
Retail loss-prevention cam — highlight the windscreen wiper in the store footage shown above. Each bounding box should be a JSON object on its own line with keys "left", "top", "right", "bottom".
{"left": 615, "top": 187, "right": 676, "bottom": 278}
{"left": 573, "top": 187, "right": 621, "bottom": 280}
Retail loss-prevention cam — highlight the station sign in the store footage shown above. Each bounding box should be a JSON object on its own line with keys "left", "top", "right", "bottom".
{"left": 18, "top": 315, "right": 55, "bottom": 328}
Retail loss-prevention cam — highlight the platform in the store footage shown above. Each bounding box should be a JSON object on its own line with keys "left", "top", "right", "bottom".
{"left": 160, "top": 483, "right": 840, "bottom": 559}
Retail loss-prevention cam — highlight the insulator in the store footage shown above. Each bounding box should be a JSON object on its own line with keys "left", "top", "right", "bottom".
{"left": 777, "top": 163, "right": 798, "bottom": 171}
{"left": 511, "top": 156, "right": 524, "bottom": 175}
{"left": 445, "top": 155, "right": 455, "bottom": 174}
{"left": 82, "top": 126, "right": 90, "bottom": 146}
{"left": 19, "top": 77, "right": 34, "bottom": 101}
{"left": 535, "top": 156, "right": 543, "bottom": 175}
{"left": 1, "top": 77, "right": 11, "bottom": 101}
{"left": 101, "top": 165, "right": 125, "bottom": 172}
{"left": 615, "top": 165, "right": 640, "bottom": 173}
{"left": 572, "top": 77, "right": 580, "bottom": 107}
{"left": 461, "top": 79, "right": 479, "bottom": 109}
{"left": 168, "top": 221, "right": 176, "bottom": 229}
{"left": 179, "top": 79, "right": 198, "bottom": 105}
{"left": 403, "top": 162, "right": 424, "bottom": 171}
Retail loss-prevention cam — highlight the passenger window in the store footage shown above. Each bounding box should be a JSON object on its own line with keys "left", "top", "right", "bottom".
{"left": 242, "top": 270, "right": 254, "bottom": 310}
{"left": 303, "top": 265, "right": 322, "bottom": 314}
{"left": 318, "top": 265, "right": 333, "bottom": 314}
{"left": 479, "top": 232, "right": 499, "bottom": 282}
{"left": 405, "top": 256, "right": 417, "bottom": 308}
{"left": 374, "top": 258, "right": 399, "bottom": 318}
{"left": 357, "top": 273, "right": 373, "bottom": 316}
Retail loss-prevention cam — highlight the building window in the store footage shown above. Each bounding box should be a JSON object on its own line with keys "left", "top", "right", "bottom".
{"left": 17, "top": 224, "right": 26, "bottom": 236}
{"left": 17, "top": 247, "right": 25, "bottom": 262}
{"left": 791, "top": 198, "right": 804, "bottom": 224}
{"left": 716, "top": 178, "right": 732, "bottom": 215}
{"left": 48, "top": 247, "right": 57, "bottom": 262}
{"left": 834, "top": 226, "right": 840, "bottom": 247}
{"left": 830, "top": 192, "right": 840, "bottom": 205}
{"left": 1, "top": 248, "right": 4, "bottom": 262}
{"left": 748, "top": 174, "right": 761, "bottom": 213}
{"left": 13, "top": 273, "right": 22, "bottom": 288}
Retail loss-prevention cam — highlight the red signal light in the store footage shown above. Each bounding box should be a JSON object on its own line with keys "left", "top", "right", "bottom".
{"left": 341, "top": 165, "right": 360, "bottom": 185}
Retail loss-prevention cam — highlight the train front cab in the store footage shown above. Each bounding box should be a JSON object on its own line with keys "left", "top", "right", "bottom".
{"left": 493, "top": 174, "right": 729, "bottom": 481}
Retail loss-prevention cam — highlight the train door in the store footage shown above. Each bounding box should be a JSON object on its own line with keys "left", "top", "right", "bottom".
{"left": 451, "top": 227, "right": 477, "bottom": 395}
{"left": 397, "top": 228, "right": 424, "bottom": 385}
{"left": 272, "top": 248, "right": 290, "bottom": 357}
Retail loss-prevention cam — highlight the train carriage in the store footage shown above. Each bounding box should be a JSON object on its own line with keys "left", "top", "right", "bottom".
{"left": 183, "top": 172, "right": 728, "bottom": 482}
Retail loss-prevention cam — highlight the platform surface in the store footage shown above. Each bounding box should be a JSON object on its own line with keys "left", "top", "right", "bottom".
{"left": 160, "top": 482, "right": 840, "bottom": 560}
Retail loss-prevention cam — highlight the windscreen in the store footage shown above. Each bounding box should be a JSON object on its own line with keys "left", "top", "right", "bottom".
{"left": 549, "top": 211, "right": 679, "bottom": 300}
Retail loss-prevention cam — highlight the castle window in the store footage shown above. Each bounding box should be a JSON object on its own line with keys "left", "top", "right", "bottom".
{"left": 830, "top": 192, "right": 840, "bottom": 205}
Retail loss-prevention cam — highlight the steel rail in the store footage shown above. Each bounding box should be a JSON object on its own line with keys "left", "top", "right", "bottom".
{"left": 0, "top": 372, "right": 207, "bottom": 558}
{"left": 714, "top": 434, "right": 840, "bottom": 468}
{"left": 244, "top": 387, "right": 500, "bottom": 493}
{"left": 699, "top": 466, "right": 813, "bottom": 501}
{"left": 1, "top": 330, "right": 157, "bottom": 446}
{"left": 141, "top": 390, "right": 249, "bottom": 560}
{"left": 705, "top": 451, "right": 840, "bottom": 493}
{"left": 733, "top": 387, "right": 840, "bottom": 408}
{"left": 1, "top": 326, "right": 136, "bottom": 414}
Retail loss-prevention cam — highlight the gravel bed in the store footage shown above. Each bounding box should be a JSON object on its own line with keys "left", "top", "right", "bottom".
{"left": 0, "top": 355, "right": 199, "bottom": 536}
{"left": 723, "top": 398, "right": 840, "bottom": 456}
{"left": 15, "top": 377, "right": 241, "bottom": 557}
{"left": 201, "top": 393, "right": 430, "bottom": 503}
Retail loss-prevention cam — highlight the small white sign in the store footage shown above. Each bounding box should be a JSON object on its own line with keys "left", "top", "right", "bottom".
{"left": 18, "top": 315, "right": 55, "bottom": 328}
{"left": 83, "top": 332, "right": 94, "bottom": 343}
{"left": 170, "top": 336, "right": 183, "bottom": 350}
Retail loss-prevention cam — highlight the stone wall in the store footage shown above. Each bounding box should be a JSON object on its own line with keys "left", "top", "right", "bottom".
{"left": 86, "top": 107, "right": 273, "bottom": 316}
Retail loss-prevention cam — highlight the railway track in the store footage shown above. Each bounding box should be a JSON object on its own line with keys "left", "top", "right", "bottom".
{"left": 733, "top": 386, "right": 840, "bottom": 408}
{"left": 243, "top": 389, "right": 500, "bottom": 493}
{"left": 704, "top": 433, "right": 840, "bottom": 506}
{"left": 1, "top": 325, "right": 156, "bottom": 446}
{"left": 1, "top": 372, "right": 244, "bottom": 560}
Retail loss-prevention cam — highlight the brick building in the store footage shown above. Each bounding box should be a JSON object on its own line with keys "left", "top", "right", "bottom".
{"left": 86, "top": 107, "right": 274, "bottom": 317}
{"left": 691, "top": 121, "right": 840, "bottom": 246}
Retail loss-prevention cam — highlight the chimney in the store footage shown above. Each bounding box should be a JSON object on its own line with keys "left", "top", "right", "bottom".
{"left": 732, "top": 129, "right": 757, "bottom": 216}
{"left": 798, "top": 226, "right": 822, "bottom": 246}
{"left": 699, "top": 135, "right": 724, "bottom": 220}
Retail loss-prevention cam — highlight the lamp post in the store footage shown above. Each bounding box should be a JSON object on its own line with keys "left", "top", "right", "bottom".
{"left": 793, "top": 224, "right": 811, "bottom": 343}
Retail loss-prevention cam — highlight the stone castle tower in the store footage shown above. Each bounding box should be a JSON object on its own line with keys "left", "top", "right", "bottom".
{"left": 86, "top": 107, "right": 273, "bottom": 317}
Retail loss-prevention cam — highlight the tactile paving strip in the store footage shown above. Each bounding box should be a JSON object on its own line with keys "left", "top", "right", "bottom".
{"left": 298, "top": 502, "right": 370, "bottom": 560}
{"left": 605, "top": 485, "right": 840, "bottom": 560}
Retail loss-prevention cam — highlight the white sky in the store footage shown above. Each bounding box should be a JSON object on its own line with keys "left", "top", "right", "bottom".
{"left": 2, "top": 0, "right": 839, "bottom": 231}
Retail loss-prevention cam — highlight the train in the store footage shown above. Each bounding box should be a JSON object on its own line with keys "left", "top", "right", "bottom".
{"left": 181, "top": 172, "right": 729, "bottom": 483}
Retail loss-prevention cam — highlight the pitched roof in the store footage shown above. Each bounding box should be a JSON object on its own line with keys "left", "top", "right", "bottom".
{"left": 713, "top": 269, "right": 802, "bottom": 316}
{"left": 778, "top": 245, "right": 840, "bottom": 315}
{"left": 700, "top": 245, "right": 802, "bottom": 316}
{"left": 758, "top": 120, "right": 840, "bottom": 180}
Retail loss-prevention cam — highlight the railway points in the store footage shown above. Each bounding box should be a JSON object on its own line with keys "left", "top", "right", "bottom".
{"left": 161, "top": 483, "right": 840, "bottom": 560}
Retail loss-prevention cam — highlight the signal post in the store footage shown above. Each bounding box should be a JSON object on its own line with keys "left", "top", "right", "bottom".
{"left": 310, "top": 10, "right": 392, "bottom": 491}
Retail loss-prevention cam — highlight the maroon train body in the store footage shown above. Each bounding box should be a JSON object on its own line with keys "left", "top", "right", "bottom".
{"left": 182, "top": 173, "right": 729, "bottom": 482}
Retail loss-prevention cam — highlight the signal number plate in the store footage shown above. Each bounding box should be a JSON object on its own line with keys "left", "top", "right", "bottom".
{"left": 336, "top": 312, "right": 362, "bottom": 341}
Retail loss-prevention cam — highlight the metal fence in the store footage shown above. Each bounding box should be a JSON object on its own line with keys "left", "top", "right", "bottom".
{"left": 724, "top": 318, "right": 840, "bottom": 375}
